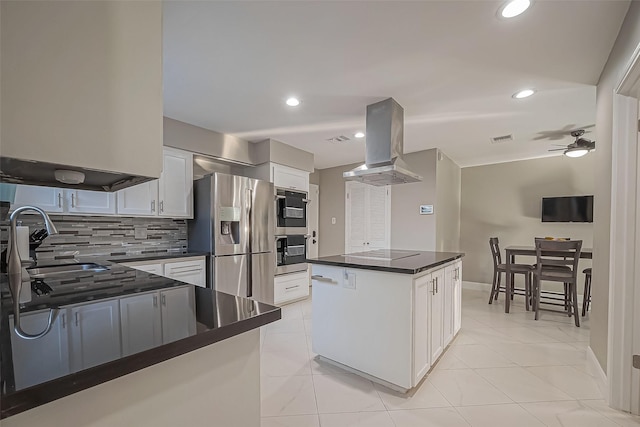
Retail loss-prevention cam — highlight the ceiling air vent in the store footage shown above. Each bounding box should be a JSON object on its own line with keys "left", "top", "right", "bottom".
{"left": 326, "top": 135, "right": 351, "bottom": 143}
{"left": 490, "top": 134, "right": 513, "bottom": 144}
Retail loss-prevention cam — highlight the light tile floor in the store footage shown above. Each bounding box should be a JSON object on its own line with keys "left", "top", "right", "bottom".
{"left": 260, "top": 288, "right": 640, "bottom": 427}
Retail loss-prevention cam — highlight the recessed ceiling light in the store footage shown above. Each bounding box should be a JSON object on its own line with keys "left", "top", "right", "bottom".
{"left": 512, "top": 88, "right": 536, "bottom": 99}
{"left": 354, "top": 131, "right": 365, "bottom": 138}
{"left": 500, "top": 0, "right": 531, "bottom": 18}
{"left": 285, "top": 97, "right": 300, "bottom": 107}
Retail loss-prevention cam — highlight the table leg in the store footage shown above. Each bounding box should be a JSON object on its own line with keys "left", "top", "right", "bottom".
{"left": 505, "top": 253, "right": 512, "bottom": 313}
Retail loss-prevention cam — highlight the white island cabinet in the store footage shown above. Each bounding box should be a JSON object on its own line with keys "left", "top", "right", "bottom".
{"left": 310, "top": 251, "right": 463, "bottom": 392}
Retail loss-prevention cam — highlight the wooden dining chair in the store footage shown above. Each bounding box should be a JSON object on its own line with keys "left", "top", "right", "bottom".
{"left": 582, "top": 268, "right": 592, "bottom": 316}
{"left": 532, "top": 239, "right": 582, "bottom": 326}
{"left": 488, "top": 237, "right": 534, "bottom": 310}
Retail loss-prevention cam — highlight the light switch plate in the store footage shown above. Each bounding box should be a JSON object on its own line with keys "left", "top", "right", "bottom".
{"left": 331, "top": 217, "right": 336, "bottom": 225}
{"left": 420, "top": 205, "right": 434, "bottom": 215}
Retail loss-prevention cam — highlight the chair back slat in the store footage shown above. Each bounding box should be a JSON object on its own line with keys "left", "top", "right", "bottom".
{"left": 489, "top": 237, "right": 502, "bottom": 268}
{"left": 534, "top": 238, "right": 582, "bottom": 283}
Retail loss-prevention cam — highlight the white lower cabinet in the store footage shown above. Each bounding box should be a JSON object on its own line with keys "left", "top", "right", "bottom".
{"left": 412, "top": 274, "right": 431, "bottom": 385}
{"left": 120, "top": 256, "right": 206, "bottom": 287}
{"left": 160, "top": 286, "right": 197, "bottom": 344}
{"left": 120, "top": 286, "right": 195, "bottom": 354}
{"left": 313, "top": 259, "right": 462, "bottom": 392}
{"left": 429, "top": 268, "right": 445, "bottom": 362}
{"left": 120, "top": 292, "right": 163, "bottom": 356}
{"left": 9, "top": 310, "right": 70, "bottom": 390}
{"left": 164, "top": 258, "right": 206, "bottom": 288}
{"left": 454, "top": 260, "right": 462, "bottom": 335}
{"left": 274, "top": 270, "right": 309, "bottom": 305}
{"left": 69, "top": 299, "right": 122, "bottom": 372}
{"left": 443, "top": 265, "right": 455, "bottom": 346}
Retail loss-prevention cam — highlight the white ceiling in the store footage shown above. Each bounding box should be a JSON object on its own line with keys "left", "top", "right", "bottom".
{"left": 163, "top": 1, "right": 629, "bottom": 169}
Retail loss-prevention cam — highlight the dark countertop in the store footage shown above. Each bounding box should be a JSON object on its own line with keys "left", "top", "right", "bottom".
{"left": 307, "top": 249, "right": 464, "bottom": 274}
{"left": 0, "top": 255, "right": 280, "bottom": 419}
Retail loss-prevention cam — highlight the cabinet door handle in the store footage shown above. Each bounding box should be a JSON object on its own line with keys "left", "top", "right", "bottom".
{"left": 61, "top": 313, "right": 66, "bottom": 329}
{"left": 160, "top": 200, "right": 164, "bottom": 213}
{"left": 153, "top": 295, "right": 158, "bottom": 307}
{"left": 311, "top": 275, "right": 336, "bottom": 284}
{"left": 71, "top": 193, "right": 76, "bottom": 208}
{"left": 431, "top": 280, "right": 436, "bottom": 295}
{"left": 57, "top": 193, "right": 63, "bottom": 208}
{"left": 285, "top": 285, "right": 300, "bottom": 291}
{"left": 161, "top": 294, "right": 166, "bottom": 306}
{"left": 151, "top": 200, "right": 156, "bottom": 212}
{"left": 75, "top": 312, "right": 79, "bottom": 326}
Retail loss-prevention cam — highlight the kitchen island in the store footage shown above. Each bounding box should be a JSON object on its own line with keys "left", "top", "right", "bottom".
{"left": 0, "top": 254, "right": 281, "bottom": 426}
{"left": 308, "top": 249, "right": 463, "bottom": 392}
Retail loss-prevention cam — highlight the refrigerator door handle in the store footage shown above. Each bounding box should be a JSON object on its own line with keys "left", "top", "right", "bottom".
{"left": 246, "top": 187, "right": 253, "bottom": 298}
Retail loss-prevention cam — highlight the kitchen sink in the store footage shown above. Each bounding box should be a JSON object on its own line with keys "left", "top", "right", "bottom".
{"left": 26, "top": 263, "right": 110, "bottom": 278}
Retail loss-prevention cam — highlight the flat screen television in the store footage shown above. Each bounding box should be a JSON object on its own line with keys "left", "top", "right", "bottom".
{"left": 542, "top": 196, "right": 594, "bottom": 223}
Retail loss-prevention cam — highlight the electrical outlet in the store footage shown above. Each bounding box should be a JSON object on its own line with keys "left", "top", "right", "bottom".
{"left": 344, "top": 272, "right": 356, "bottom": 290}
{"left": 331, "top": 217, "right": 336, "bottom": 225}
{"left": 134, "top": 226, "right": 148, "bottom": 240}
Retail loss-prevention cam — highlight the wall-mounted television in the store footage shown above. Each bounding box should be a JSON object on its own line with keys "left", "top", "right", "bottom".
{"left": 542, "top": 196, "right": 594, "bottom": 223}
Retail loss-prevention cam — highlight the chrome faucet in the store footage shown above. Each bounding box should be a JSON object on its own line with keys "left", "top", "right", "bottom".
{"left": 8, "top": 206, "right": 58, "bottom": 339}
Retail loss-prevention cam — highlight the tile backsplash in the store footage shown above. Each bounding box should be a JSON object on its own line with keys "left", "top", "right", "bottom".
{"left": 1, "top": 215, "right": 187, "bottom": 261}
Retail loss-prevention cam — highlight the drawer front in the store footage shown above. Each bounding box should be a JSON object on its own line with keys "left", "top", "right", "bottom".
{"left": 274, "top": 271, "right": 309, "bottom": 304}
{"left": 122, "top": 262, "right": 163, "bottom": 276}
{"left": 164, "top": 259, "right": 206, "bottom": 287}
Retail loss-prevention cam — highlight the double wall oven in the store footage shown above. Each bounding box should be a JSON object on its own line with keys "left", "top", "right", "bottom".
{"left": 275, "top": 188, "right": 309, "bottom": 275}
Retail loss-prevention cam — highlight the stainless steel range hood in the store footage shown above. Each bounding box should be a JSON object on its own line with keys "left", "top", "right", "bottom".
{"left": 343, "top": 98, "right": 421, "bottom": 186}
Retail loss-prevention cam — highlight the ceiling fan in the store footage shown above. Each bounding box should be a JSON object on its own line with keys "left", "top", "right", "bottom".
{"left": 533, "top": 124, "right": 595, "bottom": 141}
{"left": 547, "top": 129, "right": 595, "bottom": 158}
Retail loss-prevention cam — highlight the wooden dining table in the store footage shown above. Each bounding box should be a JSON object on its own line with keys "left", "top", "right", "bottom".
{"left": 504, "top": 245, "right": 593, "bottom": 313}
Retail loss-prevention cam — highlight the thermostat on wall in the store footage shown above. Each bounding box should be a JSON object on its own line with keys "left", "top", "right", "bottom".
{"left": 419, "top": 205, "right": 434, "bottom": 215}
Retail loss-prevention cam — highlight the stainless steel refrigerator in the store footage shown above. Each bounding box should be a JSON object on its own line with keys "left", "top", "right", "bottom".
{"left": 188, "top": 173, "right": 275, "bottom": 304}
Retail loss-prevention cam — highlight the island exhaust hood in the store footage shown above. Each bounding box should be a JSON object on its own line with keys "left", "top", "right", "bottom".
{"left": 343, "top": 98, "right": 421, "bottom": 186}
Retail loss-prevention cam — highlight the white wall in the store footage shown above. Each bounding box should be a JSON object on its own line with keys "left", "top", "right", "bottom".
{"left": 3, "top": 330, "right": 261, "bottom": 427}
{"left": 317, "top": 148, "right": 461, "bottom": 256}
{"left": 1, "top": 1, "right": 163, "bottom": 178}
{"left": 460, "top": 155, "right": 594, "bottom": 286}
{"left": 592, "top": 0, "right": 640, "bottom": 372}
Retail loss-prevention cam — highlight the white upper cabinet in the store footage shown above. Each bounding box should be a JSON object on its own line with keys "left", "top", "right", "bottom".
{"left": 67, "top": 190, "right": 116, "bottom": 215}
{"left": 114, "top": 147, "right": 193, "bottom": 218}
{"left": 271, "top": 163, "right": 309, "bottom": 192}
{"left": 158, "top": 148, "right": 193, "bottom": 218}
{"left": 13, "top": 185, "right": 64, "bottom": 213}
{"left": 345, "top": 182, "right": 391, "bottom": 253}
{"left": 116, "top": 181, "right": 159, "bottom": 217}
{"left": 12, "top": 186, "right": 115, "bottom": 215}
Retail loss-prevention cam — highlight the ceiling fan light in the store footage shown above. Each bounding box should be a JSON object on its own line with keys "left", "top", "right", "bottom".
{"left": 564, "top": 148, "right": 589, "bottom": 158}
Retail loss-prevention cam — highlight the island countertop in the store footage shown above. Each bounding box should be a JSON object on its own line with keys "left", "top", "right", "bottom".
{"left": 307, "top": 249, "right": 465, "bottom": 274}
{"left": 0, "top": 255, "right": 280, "bottom": 419}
